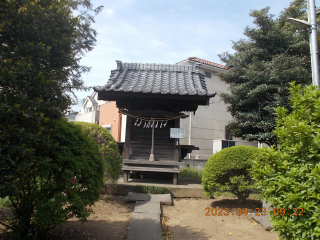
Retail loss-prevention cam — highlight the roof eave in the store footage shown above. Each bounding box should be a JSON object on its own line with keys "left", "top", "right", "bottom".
{"left": 186, "top": 60, "right": 227, "bottom": 73}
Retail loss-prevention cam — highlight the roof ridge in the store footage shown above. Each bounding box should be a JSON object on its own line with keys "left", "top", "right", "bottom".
{"left": 93, "top": 60, "right": 216, "bottom": 98}
{"left": 177, "top": 57, "right": 228, "bottom": 70}
{"left": 118, "top": 61, "right": 200, "bottom": 72}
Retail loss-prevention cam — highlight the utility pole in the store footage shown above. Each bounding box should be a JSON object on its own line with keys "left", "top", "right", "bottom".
{"left": 288, "top": 0, "right": 320, "bottom": 86}
{"left": 308, "top": 0, "right": 320, "bottom": 86}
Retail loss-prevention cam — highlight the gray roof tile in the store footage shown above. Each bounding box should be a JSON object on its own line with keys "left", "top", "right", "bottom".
{"left": 94, "top": 61, "right": 215, "bottom": 97}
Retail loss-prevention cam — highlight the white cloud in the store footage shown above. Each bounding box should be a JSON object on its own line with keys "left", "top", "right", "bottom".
{"left": 105, "top": 9, "right": 115, "bottom": 17}
{"left": 71, "top": 0, "right": 293, "bottom": 111}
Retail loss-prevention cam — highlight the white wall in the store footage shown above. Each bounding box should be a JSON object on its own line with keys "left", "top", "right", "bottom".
{"left": 75, "top": 111, "right": 99, "bottom": 123}
{"left": 79, "top": 99, "right": 94, "bottom": 115}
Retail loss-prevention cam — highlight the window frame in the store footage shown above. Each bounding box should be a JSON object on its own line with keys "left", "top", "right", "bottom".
{"left": 204, "top": 71, "right": 212, "bottom": 79}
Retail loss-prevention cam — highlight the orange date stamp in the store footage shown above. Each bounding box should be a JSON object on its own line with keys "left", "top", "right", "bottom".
{"left": 205, "top": 207, "right": 304, "bottom": 216}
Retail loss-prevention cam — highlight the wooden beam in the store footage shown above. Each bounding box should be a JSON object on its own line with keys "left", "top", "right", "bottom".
{"left": 123, "top": 116, "right": 133, "bottom": 159}
{"left": 123, "top": 159, "right": 179, "bottom": 166}
{"left": 173, "top": 118, "right": 180, "bottom": 162}
{"left": 122, "top": 166, "right": 180, "bottom": 173}
{"left": 173, "top": 173, "right": 178, "bottom": 185}
{"left": 123, "top": 170, "right": 129, "bottom": 183}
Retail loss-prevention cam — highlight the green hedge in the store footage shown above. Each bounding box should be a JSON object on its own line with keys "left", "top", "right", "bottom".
{"left": 252, "top": 84, "right": 320, "bottom": 239}
{"left": 5, "top": 119, "right": 104, "bottom": 238}
{"left": 202, "top": 145, "right": 260, "bottom": 203}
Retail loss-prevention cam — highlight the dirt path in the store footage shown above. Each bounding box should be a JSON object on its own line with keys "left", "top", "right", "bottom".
{"left": 163, "top": 197, "right": 279, "bottom": 240}
{"left": 1, "top": 195, "right": 280, "bottom": 240}
{"left": 0, "top": 194, "right": 135, "bottom": 240}
{"left": 48, "top": 194, "right": 135, "bottom": 240}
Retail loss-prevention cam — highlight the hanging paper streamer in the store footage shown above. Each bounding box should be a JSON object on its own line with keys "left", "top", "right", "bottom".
{"left": 131, "top": 114, "right": 187, "bottom": 128}
{"left": 119, "top": 109, "right": 187, "bottom": 128}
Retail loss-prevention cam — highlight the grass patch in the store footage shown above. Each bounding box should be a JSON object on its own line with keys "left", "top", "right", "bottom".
{"left": 0, "top": 197, "right": 11, "bottom": 208}
{"left": 131, "top": 185, "right": 171, "bottom": 194}
{"left": 248, "top": 193, "right": 262, "bottom": 201}
{"left": 179, "top": 167, "right": 203, "bottom": 182}
{"left": 212, "top": 192, "right": 262, "bottom": 200}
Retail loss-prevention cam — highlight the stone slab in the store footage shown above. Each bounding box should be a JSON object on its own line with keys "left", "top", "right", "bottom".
{"left": 127, "top": 212, "right": 162, "bottom": 240}
{"left": 149, "top": 194, "right": 172, "bottom": 205}
{"left": 134, "top": 200, "right": 161, "bottom": 214}
{"left": 105, "top": 177, "right": 209, "bottom": 198}
{"left": 125, "top": 192, "right": 149, "bottom": 203}
{"left": 252, "top": 200, "right": 273, "bottom": 230}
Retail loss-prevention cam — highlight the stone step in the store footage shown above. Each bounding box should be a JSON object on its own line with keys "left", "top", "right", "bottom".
{"left": 125, "top": 192, "right": 173, "bottom": 240}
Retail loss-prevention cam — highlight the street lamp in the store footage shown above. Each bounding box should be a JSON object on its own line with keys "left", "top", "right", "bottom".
{"left": 288, "top": 0, "right": 320, "bottom": 86}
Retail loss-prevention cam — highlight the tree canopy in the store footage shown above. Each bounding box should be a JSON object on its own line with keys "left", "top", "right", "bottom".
{"left": 219, "top": 0, "right": 313, "bottom": 146}
{"left": 0, "top": 0, "right": 102, "bottom": 197}
{"left": 0, "top": 0, "right": 103, "bottom": 237}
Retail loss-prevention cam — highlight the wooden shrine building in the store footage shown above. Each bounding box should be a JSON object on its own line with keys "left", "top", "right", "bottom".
{"left": 94, "top": 60, "right": 216, "bottom": 184}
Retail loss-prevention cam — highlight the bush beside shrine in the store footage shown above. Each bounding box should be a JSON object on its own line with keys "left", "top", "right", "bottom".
{"left": 202, "top": 145, "right": 260, "bottom": 203}
{"left": 73, "top": 122, "right": 123, "bottom": 185}
{"left": 252, "top": 84, "right": 320, "bottom": 239}
{"left": 3, "top": 119, "right": 104, "bottom": 238}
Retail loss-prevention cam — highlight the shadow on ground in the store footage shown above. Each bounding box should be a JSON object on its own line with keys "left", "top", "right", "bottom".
{"left": 0, "top": 194, "right": 135, "bottom": 240}
{"left": 48, "top": 219, "right": 129, "bottom": 240}
{"left": 210, "top": 198, "right": 262, "bottom": 212}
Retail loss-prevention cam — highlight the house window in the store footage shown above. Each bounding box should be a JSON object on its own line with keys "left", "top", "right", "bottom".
{"left": 222, "top": 140, "right": 235, "bottom": 149}
{"left": 204, "top": 71, "right": 212, "bottom": 78}
{"left": 87, "top": 107, "right": 92, "bottom": 113}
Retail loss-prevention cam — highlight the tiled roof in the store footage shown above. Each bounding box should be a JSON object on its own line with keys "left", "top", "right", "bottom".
{"left": 177, "top": 57, "right": 228, "bottom": 70}
{"left": 94, "top": 61, "right": 215, "bottom": 97}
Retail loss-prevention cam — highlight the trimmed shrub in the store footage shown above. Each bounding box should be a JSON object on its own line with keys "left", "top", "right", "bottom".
{"left": 202, "top": 145, "right": 260, "bottom": 203}
{"left": 6, "top": 119, "right": 104, "bottom": 239}
{"left": 252, "top": 83, "right": 320, "bottom": 239}
{"left": 73, "top": 122, "right": 122, "bottom": 184}
{"left": 131, "top": 185, "right": 171, "bottom": 194}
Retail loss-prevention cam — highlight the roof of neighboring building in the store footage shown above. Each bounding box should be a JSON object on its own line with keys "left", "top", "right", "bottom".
{"left": 94, "top": 60, "right": 215, "bottom": 97}
{"left": 177, "top": 57, "right": 228, "bottom": 70}
{"left": 87, "top": 96, "right": 98, "bottom": 106}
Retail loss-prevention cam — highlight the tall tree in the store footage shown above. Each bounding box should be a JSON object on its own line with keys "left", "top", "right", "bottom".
{"left": 219, "top": 0, "right": 312, "bottom": 146}
{"left": 0, "top": 0, "right": 103, "bottom": 237}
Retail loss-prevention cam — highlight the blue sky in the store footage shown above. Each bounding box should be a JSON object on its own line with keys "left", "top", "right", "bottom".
{"left": 73, "top": 0, "right": 308, "bottom": 110}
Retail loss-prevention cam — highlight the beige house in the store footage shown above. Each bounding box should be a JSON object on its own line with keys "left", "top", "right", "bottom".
{"left": 75, "top": 92, "right": 105, "bottom": 124}
{"left": 177, "top": 57, "right": 257, "bottom": 159}
{"left": 99, "top": 101, "right": 127, "bottom": 142}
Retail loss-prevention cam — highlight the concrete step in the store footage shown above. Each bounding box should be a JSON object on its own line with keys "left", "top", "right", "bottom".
{"left": 125, "top": 192, "right": 173, "bottom": 240}
{"left": 127, "top": 212, "right": 162, "bottom": 240}
{"left": 124, "top": 192, "right": 149, "bottom": 203}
